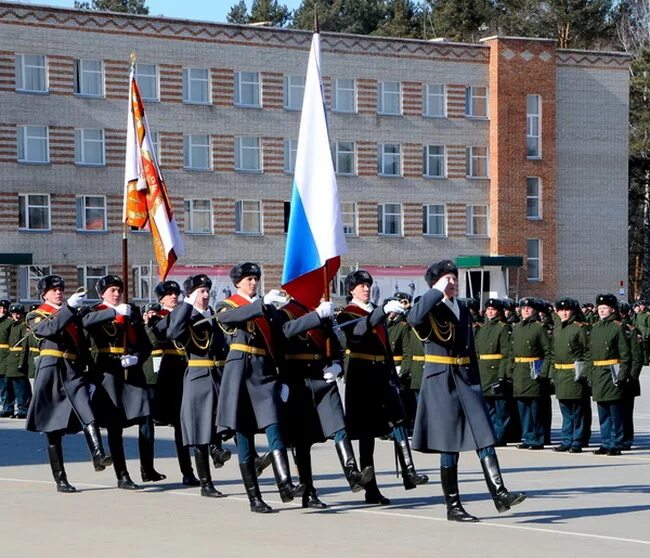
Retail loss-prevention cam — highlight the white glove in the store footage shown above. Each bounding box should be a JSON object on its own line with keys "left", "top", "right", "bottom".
{"left": 120, "top": 355, "right": 138, "bottom": 368}
{"left": 184, "top": 290, "right": 199, "bottom": 306}
{"left": 432, "top": 275, "right": 450, "bottom": 293}
{"left": 315, "top": 301, "right": 334, "bottom": 319}
{"left": 395, "top": 365, "right": 402, "bottom": 377}
{"left": 323, "top": 362, "right": 342, "bottom": 383}
{"left": 280, "top": 383, "right": 290, "bottom": 402}
{"left": 115, "top": 303, "right": 131, "bottom": 317}
{"left": 264, "top": 289, "right": 288, "bottom": 307}
{"left": 66, "top": 291, "right": 86, "bottom": 309}
{"left": 383, "top": 299, "right": 404, "bottom": 315}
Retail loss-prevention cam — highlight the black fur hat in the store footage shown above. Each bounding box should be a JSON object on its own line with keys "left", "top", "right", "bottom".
{"left": 425, "top": 260, "right": 458, "bottom": 288}
{"left": 518, "top": 297, "right": 539, "bottom": 311}
{"left": 555, "top": 298, "right": 580, "bottom": 312}
{"left": 37, "top": 274, "right": 65, "bottom": 298}
{"left": 0, "top": 299, "right": 10, "bottom": 309}
{"left": 95, "top": 275, "right": 123, "bottom": 297}
{"left": 143, "top": 301, "right": 162, "bottom": 313}
{"left": 154, "top": 280, "right": 181, "bottom": 300}
{"left": 344, "top": 270, "right": 373, "bottom": 293}
{"left": 596, "top": 293, "right": 618, "bottom": 310}
{"left": 484, "top": 298, "right": 503, "bottom": 311}
{"left": 393, "top": 291, "right": 412, "bottom": 304}
{"left": 8, "top": 303, "right": 25, "bottom": 315}
{"left": 183, "top": 274, "right": 212, "bottom": 295}
{"left": 230, "top": 262, "right": 261, "bottom": 285}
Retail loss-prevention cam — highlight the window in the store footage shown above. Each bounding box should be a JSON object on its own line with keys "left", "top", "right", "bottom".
{"left": 526, "top": 94, "right": 541, "bottom": 158}
{"left": 466, "top": 146, "right": 488, "bottom": 178}
{"left": 283, "top": 201, "right": 291, "bottom": 234}
{"left": 182, "top": 68, "right": 210, "bottom": 104}
{"left": 378, "top": 203, "right": 402, "bottom": 236}
{"left": 284, "top": 139, "right": 298, "bottom": 174}
{"left": 132, "top": 265, "right": 153, "bottom": 300}
{"left": 76, "top": 195, "right": 107, "bottom": 232}
{"left": 15, "top": 54, "right": 47, "bottom": 92}
{"left": 17, "top": 125, "right": 49, "bottom": 163}
{"left": 423, "top": 84, "right": 445, "bottom": 117}
{"left": 283, "top": 75, "right": 304, "bottom": 110}
{"left": 184, "top": 199, "right": 213, "bottom": 234}
{"left": 333, "top": 78, "right": 356, "bottom": 113}
{"left": 77, "top": 265, "right": 107, "bottom": 299}
{"left": 527, "top": 239, "right": 542, "bottom": 281}
{"left": 423, "top": 204, "right": 446, "bottom": 236}
{"left": 377, "top": 143, "right": 401, "bottom": 176}
{"left": 183, "top": 134, "right": 211, "bottom": 170}
{"left": 234, "top": 71, "right": 261, "bottom": 107}
{"left": 135, "top": 63, "right": 158, "bottom": 101}
{"left": 75, "top": 129, "right": 105, "bottom": 166}
{"left": 150, "top": 131, "right": 160, "bottom": 163}
{"left": 423, "top": 145, "right": 445, "bottom": 178}
{"left": 235, "top": 137, "right": 261, "bottom": 172}
{"left": 341, "top": 202, "right": 357, "bottom": 236}
{"left": 74, "top": 59, "right": 104, "bottom": 97}
{"left": 235, "top": 200, "right": 262, "bottom": 234}
{"left": 465, "top": 86, "right": 488, "bottom": 118}
{"left": 335, "top": 141, "right": 355, "bottom": 175}
{"left": 378, "top": 81, "right": 401, "bottom": 115}
{"left": 467, "top": 205, "right": 488, "bottom": 236}
{"left": 19, "top": 194, "right": 50, "bottom": 231}
{"left": 20, "top": 265, "right": 52, "bottom": 301}
{"left": 526, "top": 177, "right": 542, "bottom": 219}
{"left": 334, "top": 264, "right": 358, "bottom": 296}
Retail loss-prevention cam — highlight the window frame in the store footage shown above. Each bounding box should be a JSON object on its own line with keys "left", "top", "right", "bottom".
{"left": 132, "top": 264, "right": 154, "bottom": 301}
{"left": 377, "top": 143, "right": 402, "bottom": 177}
{"left": 17, "top": 125, "right": 49, "bottom": 164}
{"left": 423, "top": 145, "right": 446, "bottom": 178}
{"left": 465, "top": 85, "right": 488, "bottom": 118}
{"left": 422, "top": 204, "right": 447, "bottom": 237}
{"left": 183, "top": 134, "right": 212, "bottom": 171}
{"left": 526, "top": 94, "right": 542, "bottom": 159}
{"left": 466, "top": 146, "right": 489, "bottom": 178}
{"left": 182, "top": 67, "right": 211, "bottom": 105}
{"left": 377, "top": 203, "right": 403, "bottom": 237}
{"left": 527, "top": 238, "right": 542, "bottom": 281}
{"left": 135, "top": 63, "right": 159, "bottom": 102}
{"left": 284, "top": 139, "right": 298, "bottom": 174}
{"left": 526, "top": 176, "right": 542, "bottom": 220}
{"left": 76, "top": 195, "right": 107, "bottom": 232}
{"left": 184, "top": 198, "right": 214, "bottom": 235}
{"left": 235, "top": 199, "right": 263, "bottom": 235}
{"left": 18, "top": 193, "right": 51, "bottom": 232}
{"left": 377, "top": 81, "right": 402, "bottom": 116}
{"left": 335, "top": 141, "right": 356, "bottom": 176}
{"left": 15, "top": 54, "right": 48, "bottom": 93}
{"left": 234, "top": 71, "right": 261, "bottom": 108}
{"left": 235, "top": 136, "right": 262, "bottom": 173}
{"left": 74, "top": 128, "right": 106, "bottom": 167}
{"left": 283, "top": 75, "right": 305, "bottom": 111}
{"left": 74, "top": 59, "right": 104, "bottom": 98}
{"left": 341, "top": 201, "right": 358, "bottom": 236}
{"left": 332, "top": 78, "right": 356, "bottom": 113}
{"left": 77, "top": 265, "right": 108, "bottom": 300}
{"left": 20, "top": 265, "right": 52, "bottom": 301}
{"left": 423, "top": 84, "right": 446, "bottom": 118}
{"left": 466, "top": 205, "right": 489, "bottom": 237}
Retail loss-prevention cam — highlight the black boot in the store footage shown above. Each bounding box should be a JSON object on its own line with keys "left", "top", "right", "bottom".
{"left": 270, "top": 449, "right": 305, "bottom": 503}
{"left": 83, "top": 422, "right": 112, "bottom": 471}
{"left": 175, "top": 424, "right": 200, "bottom": 486}
{"left": 395, "top": 439, "right": 429, "bottom": 490}
{"left": 194, "top": 446, "right": 225, "bottom": 498}
{"left": 108, "top": 428, "right": 141, "bottom": 490}
{"left": 440, "top": 467, "right": 478, "bottom": 522}
{"left": 47, "top": 437, "right": 76, "bottom": 493}
{"left": 239, "top": 462, "right": 273, "bottom": 513}
{"left": 255, "top": 452, "right": 272, "bottom": 477}
{"left": 480, "top": 454, "right": 527, "bottom": 513}
{"left": 295, "top": 446, "right": 327, "bottom": 509}
{"left": 139, "top": 420, "right": 166, "bottom": 482}
{"left": 209, "top": 442, "right": 232, "bottom": 469}
{"left": 335, "top": 439, "right": 374, "bottom": 493}
{"left": 363, "top": 475, "right": 391, "bottom": 505}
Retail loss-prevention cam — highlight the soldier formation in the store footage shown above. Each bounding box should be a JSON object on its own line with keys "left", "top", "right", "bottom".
{"left": 0, "top": 260, "right": 644, "bottom": 521}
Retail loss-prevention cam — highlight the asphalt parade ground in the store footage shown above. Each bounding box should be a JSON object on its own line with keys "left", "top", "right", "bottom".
{"left": 1, "top": 374, "right": 649, "bottom": 558}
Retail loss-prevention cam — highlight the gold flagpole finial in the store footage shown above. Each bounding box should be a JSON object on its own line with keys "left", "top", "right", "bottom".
{"left": 130, "top": 51, "right": 137, "bottom": 67}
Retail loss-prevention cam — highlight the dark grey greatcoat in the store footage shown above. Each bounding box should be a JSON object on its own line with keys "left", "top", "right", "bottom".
{"left": 280, "top": 301, "right": 346, "bottom": 445}
{"left": 408, "top": 288, "right": 496, "bottom": 453}
{"left": 26, "top": 303, "right": 96, "bottom": 434}
{"left": 215, "top": 297, "right": 283, "bottom": 434}
{"left": 167, "top": 302, "right": 227, "bottom": 446}
{"left": 83, "top": 305, "right": 152, "bottom": 428}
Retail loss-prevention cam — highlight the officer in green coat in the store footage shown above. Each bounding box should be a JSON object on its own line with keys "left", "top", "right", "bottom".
{"left": 474, "top": 298, "right": 512, "bottom": 445}
{"left": 405, "top": 296, "right": 425, "bottom": 405}
{"left": 4, "top": 304, "right": 32, "bottom": 418}
{"left": 511, "top": 297, "right": 551, "bottom": 449}
{"left": 582, "top": 303, "right": 598, "bottom": 326}
{"left": 0, "top": 299, "right": 13, "bottom": 416}
{"left": 618, "top": 302, "right": 643, "bottom": 450}
{"left": 551, "top": 298, "right": 590, "bottom": 452}
{"left": 632, "top": 300, "right": 650, "bottom": 364}
{"left": 589, "top": 294, "right": 631, "bottom": 456}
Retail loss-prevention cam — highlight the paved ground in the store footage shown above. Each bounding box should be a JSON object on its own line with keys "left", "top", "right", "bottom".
{"left": 1, "top": 375, "right": 649, "bottom": 558}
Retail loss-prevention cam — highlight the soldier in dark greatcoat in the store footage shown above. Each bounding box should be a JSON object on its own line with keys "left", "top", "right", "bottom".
{"left": 4, "top": 303, "right": 32, "bottom": 418}
{"left": 408, "top": 260, "right": 526, "bottom": 522}
{"left": 25, "top": 275, "right": 112, "bottom": 493}
{"left": 82, "top": 275, "right": 152, "bottom": 490}
{"left": 618, "top": 301, "right": 644, "bottom": 449}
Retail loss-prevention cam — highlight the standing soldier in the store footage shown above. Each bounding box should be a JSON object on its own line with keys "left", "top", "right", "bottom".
{"left": 632, "top": 299, "right": 650, "bottom": 364}
{"left": 83, "top": 275, "right": 152, "bottom": 490}
{"left": 26, "top": 275, "right": 112, "bottom": 492}
{"left": 511, "top": 298, "right": 551, "bottom": 450}
{"left": 0, "top": 299, "right": 13, "bottom": 416}
{"left": 408, "top": 260, "right": 526, "bottom": 522}
{"left": 474, "top": 298, "right": 512, "bottom": 446}
{"left": 4, "top": 304, "right": 32, "bottom": 418}
{"left": 550, "top": 298, "right": 590, "bottom": 453}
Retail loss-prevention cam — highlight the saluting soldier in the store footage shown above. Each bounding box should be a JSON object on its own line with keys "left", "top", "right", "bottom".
{"left": 26, "top": 275, "right": 112, "bottom": 493}
{"left": 4, "top": 304, "right": 32, "bottom": 418}
{"left": 0, "top": 299, "right": 14, "bottom": 417}
{"left": 215, "top": 262, "right": 304, "bottom": 513}
{"left": 617, "top": 302, "right": 643, "bottom": 450}
{"left": 474, "top": 298, "right": 512, "bottom": 445}
{"left": 337, "top": 270, "right": 428, "bottom": 506}
{"left": 550, "top": 298, "right": 590, "bottom": 453}
{"left": 408, "top": 260, "right": 526, "bottom": 522}
{"left": 83, "top": 275, "right": 152, "bottom": 490}
{"left": 511, "top": 297, "right": 551, "bottom": 450}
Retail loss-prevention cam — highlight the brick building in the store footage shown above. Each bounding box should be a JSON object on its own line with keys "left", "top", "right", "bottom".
{"left": 0, "top": 2, "right": 631, "bottom": 304}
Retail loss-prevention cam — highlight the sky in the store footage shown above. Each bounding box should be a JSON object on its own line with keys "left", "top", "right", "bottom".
{"left": 16, "top": 1, "right": 304, "bottom": 23}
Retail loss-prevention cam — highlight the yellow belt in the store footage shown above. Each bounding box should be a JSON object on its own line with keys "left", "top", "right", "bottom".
{"left": 514, "top": 357, "right": 541, "bottom": 363}
{"left": 163, "top": 349, "right": 186, "bottom": 357}
{"left": 393, "top": 355, "right": 404, "bottom": 362}
{"left": 479, "top": 354, "right": 503, "bottom": 360}
{"left": 424, "top": 355, "right": 470, "bottom": 365}
{"left": 187, "top": 359, "right": 226, "bottom": 367}
{"left": 285, "top": 353, "right": 323, "bottom": 361}
{"left": 230, "top": 343, "right": 267, "bottom": 356}
{"left": 29, "top": 347, "right": 39, "bottom": 353}
{"left": 346, "top": 351, "right": 385, "bottom": 363}
{"left": 151, "top": 349, "right": 163, "bottom": 356}
{"left": 9, "top": 347, "right": 23, "bottom": 352}
{"left": 593, "top": 359, "right": 620, "bottom": 366}
{"left": 554, "top": 363, "right": 576, "bottom": 370}
{"left": 412, "top": 355, "right": 425, "bottom": 362}
{"left": 40, "top": 349, "right": 76, "bottom": 360}
{"left": 97, "top": 347, "right": 125, "bottom": 355}
{"left": 0, "top": 344, "right": 9, "bottom": 349}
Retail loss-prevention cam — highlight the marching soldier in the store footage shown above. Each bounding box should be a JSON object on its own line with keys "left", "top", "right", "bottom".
{"left": 0, "top": 299, "right": 13, "bottom": 417}
{"left": 618, "top": 302, "right": 643, "bottom": 450}
{"left": 4, "top": 303, "right": 32, "bottom": 418}
{"left": 550, "top": 298, "right": 590, "bottom": 453}
{"left": 408, "top": 260, "right": 526, "bottom": 522}
{"left": 83, "top": 275, "right": 152, "bottom": 490}
{"left": 337, "top": 270, "right": 428, "bottom": 506}
{"left": 26, "top": 275, "right": 112, "bottom": 493}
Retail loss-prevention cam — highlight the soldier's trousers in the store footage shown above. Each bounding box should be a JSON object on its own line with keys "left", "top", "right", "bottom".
{"left": 596, "top": 401, "right": 624, "bottom": 450}
{"left": 621, "top": 394, "right": 636, "bottom": 449}
{"left": 485, "top": 398, "right": 509, "bottom": 444}
{"left": 235, "top": 423, "right": 284, "bottom": 463}
{"left": 558, "top": 399, "right": 585, "bottom": 449}
{"left": 0, "top": 376, "right": 14, "bottom": 413}
{"left": 517, "top": 398, "right": 544, "bottom": 447}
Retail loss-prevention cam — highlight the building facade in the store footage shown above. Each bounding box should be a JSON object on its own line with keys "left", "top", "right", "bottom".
{"left": 0, "top": 2, "right": 630, "bottom": 304}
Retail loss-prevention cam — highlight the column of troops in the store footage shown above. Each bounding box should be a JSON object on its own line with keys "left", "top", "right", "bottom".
{"left": 0, "top": 259, "right": 643, "bottom": 521}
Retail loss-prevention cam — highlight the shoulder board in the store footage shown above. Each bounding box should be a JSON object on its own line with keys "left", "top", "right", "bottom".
{"left": 614, "top": 320, "right": 622, "bottom": 325}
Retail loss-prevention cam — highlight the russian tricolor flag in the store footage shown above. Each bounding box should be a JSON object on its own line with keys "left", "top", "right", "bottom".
{"left": 281, "top": 30, "right": 348, "bottom": 308}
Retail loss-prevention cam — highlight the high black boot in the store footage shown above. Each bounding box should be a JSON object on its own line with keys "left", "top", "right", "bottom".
{"left": 193, "top": 445, "right": 225, "bottom": 498}
{"left": 255, "top": 451, "right": 272, "bottom": 477}
{"left": 335, "top": 438, "right": 374, "bottom": 493}
{"left": 270, "top": 449, "right": 305, "bottom": 503}
{"left": 440, "top": 467, "right": 478, "bottom": 522}
{"left": 83, "top": 422, "right": 112, "bottom": 471}
{"left": 46, "top": 436, "right": 76, "bottom": 493}
{"left": 139, "top": 419, "right": 166, "bottom": 482}
{"left": 108, "top": 428, "right": 141, "bottom": 490}
{"left": 480, "top": 454, "right": 527, "bottom": 513}
{"left": 359, "top": 437, "right": 389, "bottom": 505}
{"left": 240, "top": 461, "right": 273, "bottom": 513}
{"left": 395, "top": 439, "right": 429, "bottom": 490}
{"left": 295, "top": 446, "right": 327, "bottom": 509}
{"left": 174, "top": 424, "right": 200, "bottom": 486}
{"left": 209, "top": 441, "right": 232, "bottom": 469}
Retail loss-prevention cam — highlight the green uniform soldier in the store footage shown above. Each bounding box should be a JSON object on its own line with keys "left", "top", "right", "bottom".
{"left": 582, "top": 303, "right": 598, "bottom": 326}
{"left": 632, "top": 300, "right": 650, "bottom": 364}
{"left": 589, "top": 294, "right": 631, "bottom": 456}
{"left": 4, "top": 304, "right": 32, "bottom": 418}
{"left": 618, "top": 302, "right": 643, "bottom": 450}
{"left": 0, "top": 299, "right": 13, "bottom": 416}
